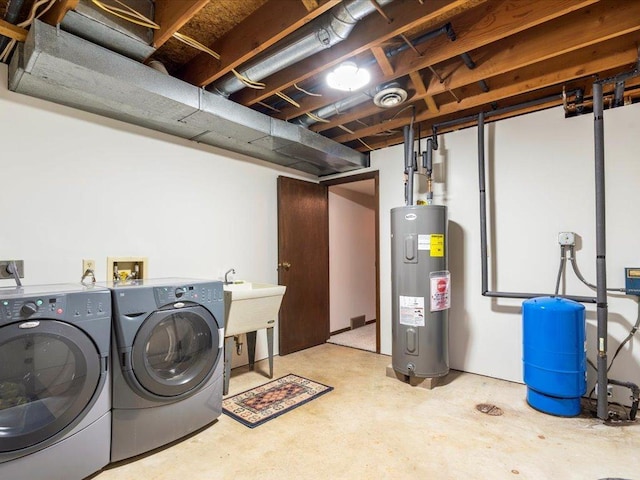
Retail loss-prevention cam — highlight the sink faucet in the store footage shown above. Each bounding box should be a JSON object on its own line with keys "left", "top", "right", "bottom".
{"left": 224, "top": 268, "right": 236, "bottom": 284}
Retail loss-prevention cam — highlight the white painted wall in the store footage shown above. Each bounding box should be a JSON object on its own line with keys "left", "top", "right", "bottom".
{"left": 328, "top": 188, "right": 376, "bottom": 332}
{"left": 0, "top": 63, "right": 309, "bottom": 369}
{"left": 330, "top": 101, "right": 640, "bottom": 404}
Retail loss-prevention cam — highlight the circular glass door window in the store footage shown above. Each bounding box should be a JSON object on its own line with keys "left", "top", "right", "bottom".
{"left": 0, "top": 321, "right": 100, "bottom": 453}
{"left": 132, "top": 306, "right": 220, "bottom": 398}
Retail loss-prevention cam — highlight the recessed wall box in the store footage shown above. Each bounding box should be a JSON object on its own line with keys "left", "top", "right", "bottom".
{"left": 107, "top": 257, "right": 147, "bottom": 283}
{"left": 558, "top": 232, "right": 576, "bottom": 246}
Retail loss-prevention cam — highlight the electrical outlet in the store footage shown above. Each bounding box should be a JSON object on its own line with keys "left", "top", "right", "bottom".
{"left": 83, "top": 259, "right": 96, "bottom": 274}
{"left": 558, "top": 232, "right": 576, "bottom": 246}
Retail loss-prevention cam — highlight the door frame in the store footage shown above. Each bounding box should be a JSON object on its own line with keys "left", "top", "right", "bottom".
{"left": 321, "top": 171, "right": 380, "bottom": 353}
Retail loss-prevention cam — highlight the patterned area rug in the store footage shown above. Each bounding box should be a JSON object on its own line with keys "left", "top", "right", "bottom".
{"left": 222, "top": 374, "right": 333, "bottom": 428}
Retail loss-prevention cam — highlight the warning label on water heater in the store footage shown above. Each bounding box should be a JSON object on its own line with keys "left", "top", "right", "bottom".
{"left": 399, "top": 296, "right": 425, "bottom": 327}
{"left": 430, "top": 271, "right": 451, "bottom": 312}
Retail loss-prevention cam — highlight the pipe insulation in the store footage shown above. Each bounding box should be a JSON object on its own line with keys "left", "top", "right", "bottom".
{"left": 476, "top": 110, "right": 596, "bottom": 304}
{"left": 212, "top": 0, "right": 394, "bottom": 97}
{"left": 593, "top": 81, "right": 609, "bottom": 420}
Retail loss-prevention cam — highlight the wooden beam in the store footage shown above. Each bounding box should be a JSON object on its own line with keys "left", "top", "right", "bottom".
{"left": 330, "top": 36, "right": 640, "bottom": 143}
{"left": 427, "top": 0, "right": 640, "bottom": 96}
{"left": 409, "top": 71, "right": 439, "bottom": 113}
{"left": 261, "top": 0, "right": 594, "bottom": 121}
{"left": 371, "top": 46, "right": 394, "bottom": 76}
{"left": 301, "top": 0, "right": 320, "bottom": 11}
{"left": 153, "top": 0, "right": 210, "bottom": 49}
{"left": 41, "top": 0, "right": 79, "bottom": 26}
{"left": 234, "top": 0, "right": 483, "bottom": 107}
{"left": 180, "top": 0, "right": 341, "bottom": 87}
{"left": 0, "top": 19, "right": 27, "bottom": 42}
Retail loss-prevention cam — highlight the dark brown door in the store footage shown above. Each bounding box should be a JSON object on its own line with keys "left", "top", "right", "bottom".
{"left": 277, "top": 176, "right": 329, "bottom": 355}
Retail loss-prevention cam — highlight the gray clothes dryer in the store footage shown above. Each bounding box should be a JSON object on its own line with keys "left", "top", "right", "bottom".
{"left": 0, "top": 284, "right": 112, "bottom": 480}
{"left": 107, "top": 278, "right": 224, "bottom": 462}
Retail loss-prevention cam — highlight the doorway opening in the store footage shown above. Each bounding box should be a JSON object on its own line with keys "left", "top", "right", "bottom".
{"left": 322, "top": 172, "right": 380, "bottom": 353}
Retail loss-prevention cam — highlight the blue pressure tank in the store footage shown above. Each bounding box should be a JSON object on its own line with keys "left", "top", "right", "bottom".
{"left": 522, "top": 297, "right": 586, "bottom": 416}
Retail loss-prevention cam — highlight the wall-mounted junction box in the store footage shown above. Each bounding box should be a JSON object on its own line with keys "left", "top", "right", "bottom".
{"left": 0, "top": 260, "right": 24, "bottom": 279}
{"left": 558, "top": 232, "right": 576, "bottom": 246}
{"left": 625, "top": 268, "right": 640, "bottom": 296}
{"left": 107, "top": 257, "right": 147, "bottom": 283}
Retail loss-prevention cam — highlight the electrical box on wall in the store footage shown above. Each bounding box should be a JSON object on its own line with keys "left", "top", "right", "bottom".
{"left": 107, "top": 257, "right": 147, "bottom": 283}
{"left": 625, "top": 267, "right": 640, "bottom": 296}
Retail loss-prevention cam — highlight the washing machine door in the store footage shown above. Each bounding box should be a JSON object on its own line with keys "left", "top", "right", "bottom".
{"left": 0, "top": 320, "right": 103, "bottom": 455}
{"left": 130, "top": 304, "right": 221, "bottom": 399}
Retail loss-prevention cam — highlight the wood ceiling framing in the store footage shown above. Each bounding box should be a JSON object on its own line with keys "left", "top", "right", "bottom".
{"left": 1, "top": 0, "right": 639, "bottom": 154}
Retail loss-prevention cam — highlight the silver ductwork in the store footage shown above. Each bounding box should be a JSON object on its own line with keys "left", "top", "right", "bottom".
{"left": 9, "top": 21, "right": 368, "bottom": 177}
{"left": 295, "top": 82, "right": 408, "bottom": 127}
{"left": 212, "top": 0, "right": 394, "bottom": 96}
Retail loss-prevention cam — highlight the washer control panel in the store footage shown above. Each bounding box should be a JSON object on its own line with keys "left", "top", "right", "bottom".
{"left": 1, "top": 295, "right": 67, "bottom": 322}
{"left": 154, "top": 282, "right": 223, "bottom": 307}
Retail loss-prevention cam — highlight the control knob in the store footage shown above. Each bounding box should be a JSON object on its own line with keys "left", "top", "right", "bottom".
{"left": 175, "top": 287, "right": 186, "bottom": 298}
{"left": 21, "top": 302, "right": 38, "bottom": 316}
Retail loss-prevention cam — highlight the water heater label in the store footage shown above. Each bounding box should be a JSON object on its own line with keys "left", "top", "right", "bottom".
{"left": 430, "top": 234, "right": 444, "bottom": 257}
{"left": 418, "top": 235, "right": 430, "bottom": 250}
{"left": 399, "top": 296, "right": 425, "bottom": 327}
{"left": 430, "top": 271, "right": 451, "bottom": 312}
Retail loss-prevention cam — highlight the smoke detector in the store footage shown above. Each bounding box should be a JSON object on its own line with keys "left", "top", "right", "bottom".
{"left": 373, "top": 83, "right": 408, "bottom": 108}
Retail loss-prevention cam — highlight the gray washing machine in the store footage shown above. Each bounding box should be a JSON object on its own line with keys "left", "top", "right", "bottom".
{"left": 0, "top": 284, "right": 111, "bottom": 480}
{"left": 108, "top": 278, "right": 224, "bottom": 462}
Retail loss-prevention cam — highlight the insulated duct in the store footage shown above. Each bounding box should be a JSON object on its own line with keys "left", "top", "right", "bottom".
{"left": 9, "top": 20, "right": 368, "bottom": 177}
{"left": 212, "top": 0, "right": 394, "bottom": 97}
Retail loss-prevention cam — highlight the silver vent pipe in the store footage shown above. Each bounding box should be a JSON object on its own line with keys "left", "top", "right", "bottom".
{"left": 212, "top": 0, "right": 394, "bottom": 97}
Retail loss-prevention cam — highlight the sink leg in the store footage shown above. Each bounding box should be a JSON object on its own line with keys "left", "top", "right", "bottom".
{"left": 246, "top": 331, "right": 257, "bottom": 371}
{"left": 223, "top": 336, "right": 234, "bottom": 396}
{"left": 267, "top": 327, "right": 274, "bottom": 379}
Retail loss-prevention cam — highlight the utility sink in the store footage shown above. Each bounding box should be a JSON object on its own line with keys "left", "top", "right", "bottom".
{"left": 223, "top": 283, "right": 286, "bottom": 335}
{"left": 222, "top": 282, "right": 286, "bottom": 395}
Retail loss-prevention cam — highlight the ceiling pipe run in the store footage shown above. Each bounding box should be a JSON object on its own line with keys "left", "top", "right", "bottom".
{"left": 211, "top": 0, "right": 395, "bottom": 97}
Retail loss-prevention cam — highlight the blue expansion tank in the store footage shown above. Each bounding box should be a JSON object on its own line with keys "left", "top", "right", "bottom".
{"left": 522, "top": 296, "right": 586, "bottom": 417}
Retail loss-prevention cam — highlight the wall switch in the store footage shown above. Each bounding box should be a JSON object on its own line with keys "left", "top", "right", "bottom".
{"left": 558, "top": 232, "right": 576, "bottom": 246}
{"left": 0, "top": 260, "right": 24, "bottom": 279}
{"left": 83, "top": 259, "right": 96, "bottom": 274}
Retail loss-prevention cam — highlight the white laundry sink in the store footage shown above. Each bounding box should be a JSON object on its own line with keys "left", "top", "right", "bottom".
{"left": 222, "top": 282, "right": 286, "bottom": 395}
{"left": 223, "top": 283, "right": 286, "bottom": 336}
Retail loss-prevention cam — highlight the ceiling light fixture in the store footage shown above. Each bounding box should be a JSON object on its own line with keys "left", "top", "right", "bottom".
{"left": 326, "top": 61, "right": 371, "bottom": 92}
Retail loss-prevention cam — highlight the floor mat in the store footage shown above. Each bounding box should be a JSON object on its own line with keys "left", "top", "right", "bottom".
{"left": 222, "top": 374, "right": 333, "bottom": 428}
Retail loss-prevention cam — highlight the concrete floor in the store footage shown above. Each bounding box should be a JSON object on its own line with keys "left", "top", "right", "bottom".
{"left": 92, "top": 344, "right": 639, "bottom": 480}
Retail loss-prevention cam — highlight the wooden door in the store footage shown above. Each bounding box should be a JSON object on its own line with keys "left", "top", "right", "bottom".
{"left": 277, "top": 176, "right": 329, "bottom": 355}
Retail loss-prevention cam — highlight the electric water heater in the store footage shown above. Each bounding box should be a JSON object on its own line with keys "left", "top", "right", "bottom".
{"left": 391, "top": 204, "right": 449, "bottom": 378}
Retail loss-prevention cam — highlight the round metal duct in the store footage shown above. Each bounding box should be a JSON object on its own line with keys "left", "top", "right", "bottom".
{"left": 373, "top": 83, "right": 408, "bottom": 108}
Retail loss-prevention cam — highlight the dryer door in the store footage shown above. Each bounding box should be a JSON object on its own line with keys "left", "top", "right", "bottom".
{"left": 130, "top": 305, "right": 221, "bottom": 398}
{"left": 0, "top": 320, "right": 102, "bottom": 454}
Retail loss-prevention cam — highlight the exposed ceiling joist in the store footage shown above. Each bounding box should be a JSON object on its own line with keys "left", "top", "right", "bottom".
{"left": 153, "top": 0, "right": 210, "bottom": 49}
{"left": 0, "top": 18, "right": 27, "bottom": 41}
{"left": 427, "top": 0, "right": 640, "bottom": 96}
{"left": 272, "top": 0, "right": 593, "bottom": 123}
{"left": 40, "top": 0, "right": 78, "bottom": 25}
{"left": 179, "top": 0, "right": 341, "bottom": 87}
{"left": 233, "top": 0, "right": 482, "bottom": 109}
{"left": 332, "top": 37, "right": 640, "bottom": 143}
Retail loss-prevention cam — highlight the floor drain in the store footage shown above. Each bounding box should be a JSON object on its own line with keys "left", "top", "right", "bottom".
{"left": 476, "top": 403, "right": 504, "bottom": 416}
